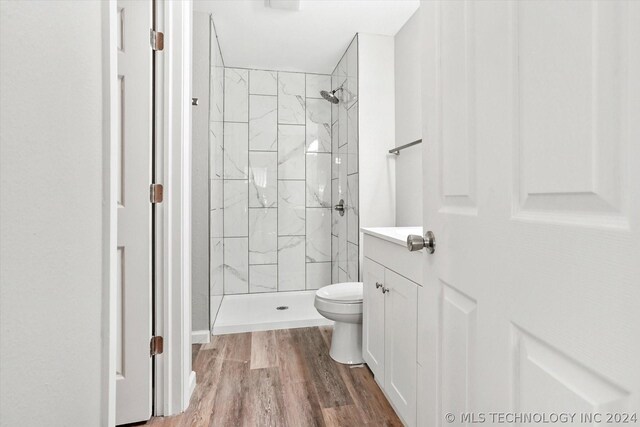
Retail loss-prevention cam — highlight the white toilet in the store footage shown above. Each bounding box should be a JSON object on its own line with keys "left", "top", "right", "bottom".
{"left": 314, "top": 282, "right": 364, "bottom": 365}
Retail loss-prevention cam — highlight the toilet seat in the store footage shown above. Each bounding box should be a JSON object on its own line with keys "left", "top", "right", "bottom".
{"left": 315, "top": 282, "right": 363, "bottom": 304}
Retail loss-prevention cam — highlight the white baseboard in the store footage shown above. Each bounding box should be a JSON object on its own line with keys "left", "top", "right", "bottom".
{"left": 191, "top": 329, "right": 211, "bottom": 344}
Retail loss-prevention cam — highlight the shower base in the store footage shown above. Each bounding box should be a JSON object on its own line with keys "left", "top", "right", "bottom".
{"left": 211, "top": 290, "right": 332, "bottom": 335}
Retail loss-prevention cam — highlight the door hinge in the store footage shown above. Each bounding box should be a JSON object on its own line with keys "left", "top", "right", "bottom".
{"left": 150, "top": 29, "right": 164, "bottom": 51}
{"left": 150, "top": 183, "right": 163, "bottom": 204}
{"left": 150, "top": 336, "right": 164, "bottom": 357}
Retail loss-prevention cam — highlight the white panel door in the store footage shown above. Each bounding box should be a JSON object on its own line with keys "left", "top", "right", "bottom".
{"left": 420, "top": 1, "right": 640, "bottom": 425}
{"left": 384, "top": 269, "right": 418, "bottom": 427}
{"left": 116, "top": 0, "right": 153, "bottom": 424}
{"left": 363, "top": 257, "right": 386, "bottom": 383}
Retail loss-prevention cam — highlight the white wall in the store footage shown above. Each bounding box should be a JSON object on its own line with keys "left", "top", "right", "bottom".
{"left": 394, "top": 9, "right": 423, "bottom": 226}
{"left": 0, "top": 1, "right": 106, "bottom": 425}
{"left": 358, "top": 33, "right": 396, "bottom": 233}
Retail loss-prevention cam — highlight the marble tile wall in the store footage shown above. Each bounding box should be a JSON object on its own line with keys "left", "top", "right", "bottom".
{"left": 331, "top": 36, "right": 359, "bottom": 284}
{"left": 209, "top": 17, "right": 225, "bottom": 322}
{"left": 219, "top": 66, "right": 333, "bottom": 294}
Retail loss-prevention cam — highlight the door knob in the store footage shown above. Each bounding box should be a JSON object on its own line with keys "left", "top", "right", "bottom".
{"left": 407, "top": 231, "right": 436, "bottom": 254}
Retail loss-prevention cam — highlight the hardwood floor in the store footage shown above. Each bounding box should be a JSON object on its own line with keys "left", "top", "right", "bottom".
{"left": 143, "top": 327, "right": 402, "bottom": 427}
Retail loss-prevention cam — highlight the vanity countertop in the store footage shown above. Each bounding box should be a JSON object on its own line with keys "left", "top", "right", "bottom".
{"left": 361, "top": 226, "right": 423, "bottom": 247}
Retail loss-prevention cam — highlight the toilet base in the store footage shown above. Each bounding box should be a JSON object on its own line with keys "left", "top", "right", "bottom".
{"left": 329, "top": 321, "right": 364, "bottom": 365}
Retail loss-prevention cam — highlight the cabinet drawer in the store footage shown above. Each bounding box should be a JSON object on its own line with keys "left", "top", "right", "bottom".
{"left": 363, "top": 234, "right": 422, "bottom": 285}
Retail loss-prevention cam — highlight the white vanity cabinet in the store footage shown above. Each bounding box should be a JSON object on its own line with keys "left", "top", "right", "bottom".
{"left": 362, "top": 228, "right": 422, "bottom": 427}
{"left": 363, "top": 258, "right": 386, "bottom": 381}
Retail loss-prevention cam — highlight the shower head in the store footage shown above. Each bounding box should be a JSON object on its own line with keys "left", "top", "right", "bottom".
{"left": 320, "top": 87, "right": 342, "bottom": 104}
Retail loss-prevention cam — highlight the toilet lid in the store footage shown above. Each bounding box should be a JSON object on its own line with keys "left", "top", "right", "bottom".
{"left": 316, "top": 282, "right": 363, "bottom": 303}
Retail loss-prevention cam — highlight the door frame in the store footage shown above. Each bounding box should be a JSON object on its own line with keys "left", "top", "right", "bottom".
{"left": 102, "top": 0, "right": 194, "bottom": 424}
{"left": 153, "top": 0, "right": 195, "bottom": 416}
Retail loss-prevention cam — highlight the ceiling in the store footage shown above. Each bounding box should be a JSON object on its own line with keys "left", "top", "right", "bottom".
{"left": 193, "top": 0, "right": 420, "bottom": 74}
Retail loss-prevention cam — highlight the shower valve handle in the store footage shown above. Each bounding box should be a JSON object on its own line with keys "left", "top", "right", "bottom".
{"left": 334, "top": 199, "right": 345, "bottom": 217}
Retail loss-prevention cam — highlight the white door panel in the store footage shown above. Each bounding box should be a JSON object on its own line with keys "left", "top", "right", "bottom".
{"left": 363, "top": 257, "right": 386, "bottom": 383}
{"left": 421, "top": 1, "right": 640, "bottom": 425}
{"left": 116, "top": 0, "right": 153, "bottom": 424}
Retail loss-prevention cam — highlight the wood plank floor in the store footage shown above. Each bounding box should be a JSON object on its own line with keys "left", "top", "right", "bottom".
{"left": 142, "top": 326, "right": 402, "bottom": 427}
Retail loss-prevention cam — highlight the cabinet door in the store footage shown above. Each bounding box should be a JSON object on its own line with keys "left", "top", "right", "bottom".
{"left": 384, "top": 269, "right": 418, "bottom": 427}
{"left": 363, "top": 257, "right": 386, "bottom": 383}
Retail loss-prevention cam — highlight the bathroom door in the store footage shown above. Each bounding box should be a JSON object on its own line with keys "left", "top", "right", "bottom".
{"left": 419, "top": 1, "right": 640, "bottom": 425}
{"left": 116, "top": 0, "right": 153, "bottom": 424}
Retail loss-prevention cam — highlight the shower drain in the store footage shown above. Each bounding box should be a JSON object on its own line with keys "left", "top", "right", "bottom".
{"left": 276, "top": 306, "right": 289, "bottom": 311}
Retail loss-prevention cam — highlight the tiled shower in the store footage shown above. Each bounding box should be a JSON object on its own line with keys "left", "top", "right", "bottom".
{"left": 208, "top": 25, "right": 359, "bottom": 326}
{"left": 331, "top": 36, "right": 359, "bottom": 285}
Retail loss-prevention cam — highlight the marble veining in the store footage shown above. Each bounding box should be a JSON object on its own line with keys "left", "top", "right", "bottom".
{"left": 210, "top": 65, "right": 224, "bottom": 122}
{"left": 278, "top": 94, "right": 306, "bottom": 125}
{"left": 224, "top": 122, "right": 249, "bottom": 179}
{"left": 347, "top": 102, "right": 359, "bottom": 175}
{"left": 347, "top": 174, "right": 359, "bottom": 244}
{"left": 210, "top": 179, "right": 224, "bottom": 239}
{"left": 249, "top": 208, "right": 277, "bottom": 264}
{"left": 331, "top": 178, "right": 340, "bottom": 237}
{"left": 210, "top": 208, "right": 223, "bottom": 239}
{"left": 338, "top": 144, "right": 347, "bottom": 198}
{"left": 306, "top": 208, "right": 331, "bottom": 263}
{"left": 223, "top": 180, "right": 248, "bottom": 237}
{"left": 250, "top": 69, "right": 277, "bottom": 96}
{"left": 306, "top": 262, "right": 332, "bottom": 290}
{"left": 306, "top": 153, "right": 331, "bottom": 208}
{"left": 209, "top": 121, "right": 224, "bottom": 179}
{"left": 331, "top": 75, "right": 339, "bottom": 123}
{"left": 306, "top": 99, "right": 332, "bottom": 153}
{"left": 347, "top": 242, "right": 358, "bottom": 282}
{"left": 331, "top": 123, "right": 339, "bottom": 180}
{"left": 210, "top": 238, "right": 224, "bottom": 295}
{"left": 278, "top": 180, "right": 305, "bottom": 236}
{"left": 215, "top": 62, "right": 357, "bottom": 295}
{"left": 338, "top": 212, "right": 347, "bottom": 273}
{"left": 346, "top": 41, "right": 358, "bottom": 109}
{"left": 278, "top": 72, "right": 306, "bottom": 125}
{"left": 305, "top": 74, "right": 331, "bottom": 99}
{"left": 278, "top": 236, "right": 305, "bottom": 291}
{"left": 338, "top": 102, "right": 348, "bottom": 147}
{"left": 339, "top": 267, "right": 348, "bottom": 283}
{"left": 249, "top": 151, "right": 277, "bottom": 208}
{"left": 278, "top": 125, "right": 305, "bottom": 180}
{"left": 331, "top": 235, "right": 339, "bottom": 283}
{"left": 224, "top": 68, "right": 249, "bottom": 122}
{"left": 249, "top": 95, "right": 277, "bottom": 151}
{"left": 224, "top": 237, "right": 249, "bottom": 294}
{"left": 249, "top": 264, "right": 278, "bottom": 293}
{"left": 332, "top": 41, "right": 357, "bottom": 284}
